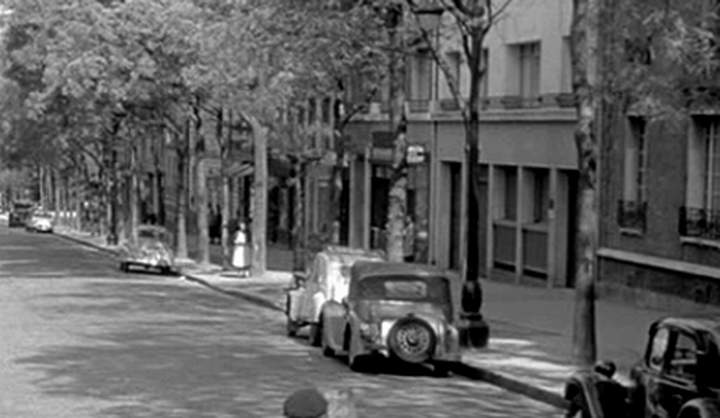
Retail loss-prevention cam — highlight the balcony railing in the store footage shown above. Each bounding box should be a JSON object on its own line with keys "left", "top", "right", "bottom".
{"left": 617, "top": 200, "right": 647, "bottom": 232}
{"left": 679, "top": 206, "right": 720, "bottom": 240}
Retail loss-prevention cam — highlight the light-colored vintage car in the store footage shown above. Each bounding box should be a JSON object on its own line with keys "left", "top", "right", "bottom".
{"left": 118, "top": 224, "right": 175, "bottom": 275}
{"left": 320, "top": 261, "right": 462, "bottom": 375}
{"left": 26, "top": 211, "right": 54, "bottom": 233}
{"left": 285, "top": 246, "right": 384, "bottom": 346}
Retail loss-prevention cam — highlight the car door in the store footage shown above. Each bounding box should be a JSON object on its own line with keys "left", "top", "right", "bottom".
{"left": 644, "top": 325, "right": 700, "bottom": 418}
{"left": 656, "top": 328, "right": 700, "bottom": 417}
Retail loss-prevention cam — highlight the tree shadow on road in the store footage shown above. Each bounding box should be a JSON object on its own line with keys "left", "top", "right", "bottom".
{"left": 14, "top": 279, "right": 559, "bottom": 418}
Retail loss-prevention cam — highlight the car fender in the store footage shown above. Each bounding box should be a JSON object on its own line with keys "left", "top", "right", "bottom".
{"left": 286, "top": 288, "right": 305, "bottom": 322}
{"left": 322, "top": 300, "right": 346, "bottom": 352}
{"left": 565, "top": 370, "right": 606, "bottom": 418}
{"left": 677, "top": 398, "right": 720, "bottom": 418}
{"left": 311, "top": 291, "right": 327, "bottom": 323}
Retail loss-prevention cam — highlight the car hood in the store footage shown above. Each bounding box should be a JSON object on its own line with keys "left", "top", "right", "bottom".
{"left": 354, "top": 300, "right": 451, "bottom": 323}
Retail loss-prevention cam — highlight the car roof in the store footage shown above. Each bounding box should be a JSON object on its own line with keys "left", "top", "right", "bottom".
{"left": 350, "top": 261, "right": 453, "bottom": 280}
{"left": 657, "top": 315, "right": 720, "bottom": 341}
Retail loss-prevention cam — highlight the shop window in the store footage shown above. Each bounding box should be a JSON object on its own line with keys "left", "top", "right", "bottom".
{"left": 502, "top": 167, "right": 517, "bottom": 221}
{"left": 530, "top": 169, "right": 549, "bottom": 223}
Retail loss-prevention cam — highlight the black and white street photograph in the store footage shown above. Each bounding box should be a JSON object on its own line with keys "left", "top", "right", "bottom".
{"left": 1, "top": 0, "right": 719, "bottom": 417}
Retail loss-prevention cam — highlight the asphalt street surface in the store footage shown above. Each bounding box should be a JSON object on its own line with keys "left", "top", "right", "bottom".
{"left": 0, "top": 223, "right": 561, "bottom": 418}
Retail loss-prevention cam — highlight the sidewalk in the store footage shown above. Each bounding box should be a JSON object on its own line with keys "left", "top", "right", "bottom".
{"left": 51, "top": 226, "right": 720, "bottom": 409}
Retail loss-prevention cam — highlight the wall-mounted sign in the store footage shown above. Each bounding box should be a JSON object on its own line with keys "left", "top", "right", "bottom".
{"left": 406, "top": 145, "right": 426, "bottom": 164}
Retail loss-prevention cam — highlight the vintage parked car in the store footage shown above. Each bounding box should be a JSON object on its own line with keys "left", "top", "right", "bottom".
{"left": 319, "top": 261, "right": 463, "bottom": 375}
{"left": 118, "top": 224, "right": 175, "bottom": 275}
{"left": 25, "top": 211, "right": 54, "bottom": 233}
{"left": 564, "top": 315, "right": 720, "bottom": 418}
{"left": 8, "top": 200, "right": 35, "bottom": 228}
{"left": 285, "top": 246, "right": 385, "bottom": 345}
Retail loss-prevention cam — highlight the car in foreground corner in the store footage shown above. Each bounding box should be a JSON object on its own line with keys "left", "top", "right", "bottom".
{"left": 26, "top": 211, "right": 54, "bottom": 233}
{"left": 564, "top": 315, "right": 720, "bottom": 418}
{"left": 118, "top": 224, "right": 175, "bottom": 275}
{"left": 285, "top": 246, "right": 385, "bottom": 345}
{"left": 319, "top": 261, "right": 463, "bottom": 375}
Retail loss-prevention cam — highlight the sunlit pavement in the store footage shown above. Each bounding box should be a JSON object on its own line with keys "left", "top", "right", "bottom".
{"left": 0, "top": 224, "right": 561, "bottom": 418}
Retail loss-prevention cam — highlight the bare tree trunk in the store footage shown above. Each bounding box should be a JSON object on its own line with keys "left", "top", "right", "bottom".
{"left": 221, "top": 110, "right": 232, "bottom": 270}
{"left": 385, "top": 16, "right": 408, "bottom": 263}
{"left": 175, "top": 123, "right": 189, "bottom": 260}
{"left": 196, "top": 110, "right": 210, "bottom": 265}
{"left": 53, "top": 171, "right": 61, "bottom": 225}
{"left": 571, "top": 0, "right": 601, "bottom": 367}
{"left": 248, "top": 114, "right": 267, "bottom": 276}
{"left": 290, "top": 158, "right": 306, "bottom": 271}
{"left": 130, "top": 142, "right": 140, "bottom": 245}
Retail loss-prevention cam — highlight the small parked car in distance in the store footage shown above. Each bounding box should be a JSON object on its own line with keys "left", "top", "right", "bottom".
{"left": 118, "top": 224, "right": 175, "bottom": 275}
{"left": 8, "top": 200, "right": 35, "bottom": 228}
{"left": 26, "top": 211, "right": 54, "bottom": 233}
{"left": 285, "top": 245, "right": 385, "bottom": 345}
{"left": 320, "top": 261, "right": 463, "bottom": 375}
{"left": 564, "top": 315, "right": 720, "bottom": 418}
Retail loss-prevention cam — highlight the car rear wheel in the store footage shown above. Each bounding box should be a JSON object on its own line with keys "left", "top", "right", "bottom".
{"left": 387, "top": 317, "right": 436, "bottom": 364}
{"left": 119, "top": 262, "right": 129, "bottom": 273}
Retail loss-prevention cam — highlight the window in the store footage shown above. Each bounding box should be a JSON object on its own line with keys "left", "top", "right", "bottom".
{"left": 561, "top": 36, "right": 572, "bottom": 93}
{"left": 517, "top": 42, "right": 541, "bottom": 98}
{"left": 503, "top": 167, "right": 517, "bottom": 221}
{"left": 446, "top": 51, "right": 461, "bottom": 90}
{"left": 625, "top": 117, "right": 648, "bottom": 204}
{"left": 530, "top": 169, "right": 550, "bottom": 223}
{"left": 408, "top": 51, "right": 432, "bottom": 101}
{"left": 682, "top": 117, "right": 720, "bottom": 239}
{"left": 668, "top": 332, "right": 698, "bottom": 380}
{"left": 647, "top": 326, "right": 669, "bottom": 371}
{"left": 700, "top": 119, "right": 720, "bottom": 211}
{"left": 480, "top": 48, "right": 489, "bottom": 98}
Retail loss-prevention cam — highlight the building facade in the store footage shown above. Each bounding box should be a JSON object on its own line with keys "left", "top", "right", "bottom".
{"left": 343, "top": 0, "right": 579, "bottom": 287}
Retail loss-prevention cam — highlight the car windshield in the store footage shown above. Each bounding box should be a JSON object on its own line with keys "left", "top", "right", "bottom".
{"left": 138, "top": 228, "right": 168, "bottom": 242}
{"left": 353, "top": 275, "right": 450, "bottom": 304}
{"left": 34, "top": 212, "right": 52, "bottom": 219}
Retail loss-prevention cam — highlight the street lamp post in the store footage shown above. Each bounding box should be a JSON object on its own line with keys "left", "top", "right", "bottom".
{"left": 413, "top": 0, "right": 488, "bottom": 348}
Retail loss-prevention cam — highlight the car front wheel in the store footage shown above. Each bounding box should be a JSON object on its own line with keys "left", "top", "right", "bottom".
{"left": 308, "top": 323, "right": 322, "bottom": 347}
{"left": 565, "top": 392, "right": 591, "bottom": 418}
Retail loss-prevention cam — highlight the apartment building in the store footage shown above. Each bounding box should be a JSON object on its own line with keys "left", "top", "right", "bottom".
{"left": 343, "top": 0, "right": 579, "bottom": 287}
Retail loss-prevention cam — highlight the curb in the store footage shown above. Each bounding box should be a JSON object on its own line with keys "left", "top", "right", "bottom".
{"left": 451, "top": 362, "right": 568, "bottom": 409}
{"left": 54, "top": 230, "right": 119, "bottom": 257}
{"left": 181, "top": 272, "right": 285, "bottom": 313}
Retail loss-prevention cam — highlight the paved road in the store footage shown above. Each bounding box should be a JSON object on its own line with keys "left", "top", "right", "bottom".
{"left": 0, "top": 224, "right": 561, "bottom": 418}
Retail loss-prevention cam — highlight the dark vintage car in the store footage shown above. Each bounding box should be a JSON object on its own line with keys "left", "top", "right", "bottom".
{"left": 564, "top": 316, "right": 720, "bottom": 418}
{"left": 8, "top": 200, "right": 35, "bottom": 227}
{"left": 319, "top": 261, "right": 463, "bottom": 375}
{"left": 118, "top": 225, "right": 175, "bottom": 275}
